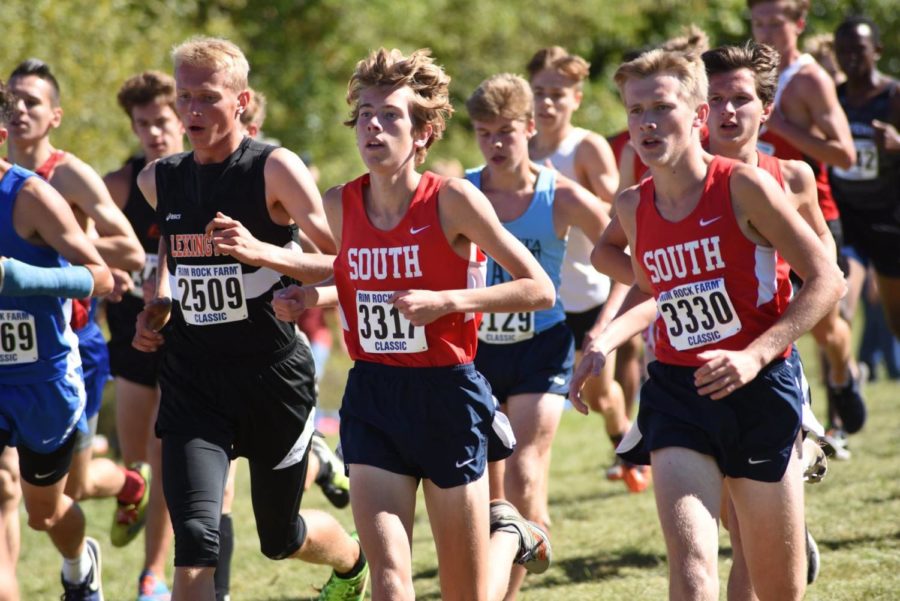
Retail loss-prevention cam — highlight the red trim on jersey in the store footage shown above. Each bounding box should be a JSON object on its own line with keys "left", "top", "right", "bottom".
{"left": 757, "top": 129, "right": 839, "bottom": 220}
{"left": 635, "top": 156, "right": 792, "bottom": 367}
{"left": 34, "top": 150, "right": 67, "bottom": 181}
{"left": 334, "top": 171, "right": 485, "bottom": 367}
{"left": 608, "top": 131, "right": 630, "bottom": 166}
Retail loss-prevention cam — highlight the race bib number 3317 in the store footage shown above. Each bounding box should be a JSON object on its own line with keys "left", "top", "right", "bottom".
{"left": 356, "top": 290, "right": 427, "bottom": 354}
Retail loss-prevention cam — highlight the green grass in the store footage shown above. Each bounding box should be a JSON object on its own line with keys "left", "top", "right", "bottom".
{"left": 18, "top": 334, "right": 900, "bottom": 600}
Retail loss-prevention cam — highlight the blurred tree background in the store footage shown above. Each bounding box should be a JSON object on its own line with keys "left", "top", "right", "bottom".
{"left": 3, "top": 0, "right": 896, "bottom": 187}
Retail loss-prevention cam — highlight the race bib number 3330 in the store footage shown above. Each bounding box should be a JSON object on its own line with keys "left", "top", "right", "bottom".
{"left": 657, "top": 277, "right": 742, "bottom": 351}
{"left": 175, "top": 263, "right": 247, "bottom": 326}
{"left": 356, "top": 290, "right": 427, "bottom": 353}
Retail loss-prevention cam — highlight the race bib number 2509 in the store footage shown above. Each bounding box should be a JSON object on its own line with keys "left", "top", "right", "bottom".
{"left": 175, "top": 263, "right": 247, "bottom": 326}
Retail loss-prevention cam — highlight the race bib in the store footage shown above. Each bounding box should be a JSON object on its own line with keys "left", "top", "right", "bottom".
{"left": 478, "top": 312, "right": 535, "bottom": 344}
{"left": 832, "top": 139, "right": 878, "bottom": 181}
{"left": 175, "top": 263, "right": 247, "bottom": 326}
{"left": 657, "top": 277, "right": 742, "bottom": 351}
{"left": 129, "top": 254, "right": 159, "bottom": 298}
{"left": 356, "top": 290, "right": 427, "bottom": 353}
{"left": 0, "top": 310, "right": 38, "bottom": 365}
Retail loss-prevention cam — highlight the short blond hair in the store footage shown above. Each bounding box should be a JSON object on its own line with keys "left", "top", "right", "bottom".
{"left": 661, "top": 24, "right": 710, "bottom": 55}
{"left": 465, "top": 73, "right": 533, "bottom": 123}
{"left": 240, "top": 88, "right": 267, "bottom": 130}
{"left": 345, "top": 48, "right": 453, "bottom": 166}
{"left": 614, "top": 48, "right": 708, "bottom": 109}
{"left": 171, "top": 36, "right": 249, "bottom": 91}
{"left": 526, "top": 46, "right": 590, "bottom": 86}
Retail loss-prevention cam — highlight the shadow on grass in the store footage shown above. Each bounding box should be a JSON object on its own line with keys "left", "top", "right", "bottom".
{"left": 549, "top": 487, "right": 634, "bottom": 508}
{"left": 818, "top": 529, "right": 900, "bottom": 551}
{"left": 410, "top": 548, "right": 668, "bottom": 599}
{"left": 520, "top": 547, "right": 666, "bottom": 591}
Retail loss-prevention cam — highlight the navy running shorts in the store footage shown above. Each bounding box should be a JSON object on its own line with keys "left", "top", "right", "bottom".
{"left": 618, "top": 354, "right": 803, "bottom": 483}
{"left": 475, "top": 321, "right": 574, "bottom": 403}
{"left": 339, "top": 361, "right": 513, "bottom": 489}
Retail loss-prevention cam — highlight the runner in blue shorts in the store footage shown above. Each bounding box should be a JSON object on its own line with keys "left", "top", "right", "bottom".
{"left": 5, "top": 59, "right": 153, "bottom": 571}
{"left": 0, "top": 77, "right": 113, "bottom": 600}
{"left": 465, "top": 73, "right": 611, "bottom": 597}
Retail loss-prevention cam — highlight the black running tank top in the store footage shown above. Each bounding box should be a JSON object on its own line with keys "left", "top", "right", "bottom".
{"left": 155, "top": 137, "right": 298, "bottom": 359}
{"left": 831, "top": 82, "right": 900, "bottom": 210}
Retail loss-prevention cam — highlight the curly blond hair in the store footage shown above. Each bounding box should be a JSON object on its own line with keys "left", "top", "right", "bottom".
{"left": 345, "top": 48, "right": 453, "bottom": 165}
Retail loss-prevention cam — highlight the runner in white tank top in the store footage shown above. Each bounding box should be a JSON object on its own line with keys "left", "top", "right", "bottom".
{"left": 527, "top": 46, "right": 650, "bottom": 493}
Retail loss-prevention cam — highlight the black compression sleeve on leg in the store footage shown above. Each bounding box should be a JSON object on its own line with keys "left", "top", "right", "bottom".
{"left": 215, "top": 513, "right": 234, "bottom": 601}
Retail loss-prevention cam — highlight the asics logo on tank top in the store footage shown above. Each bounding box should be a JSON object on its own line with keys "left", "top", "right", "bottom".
{"left": 642, "top": 236, "right": 725, "bottom": 284}
{"left": 347, "top": 246, "right": 423, "bottom": 281}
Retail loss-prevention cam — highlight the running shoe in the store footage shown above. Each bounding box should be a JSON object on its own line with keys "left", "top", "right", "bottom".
{"left": 802, "top": 438, "right": 828, "bottom": 484}
{"left": 317, "top": 532, "right": 368, "bottom": 601}
{"left": 61, "top": 537, "right": 103, "bottom": 601}
{"left": 605, "top": 456, "right": 624, "bottom": 481}
{"left": 137, "top": 569, "right": 170, "bottom": 601}
{"left": 489, "top": 499, "right": 552, "bottom": 574}
{"left": 622, "top": 464, "right": 652, "bottom": 493}
{"left": 827, "top": 371, "right": 866, "bottom": 434}
{"left": 820, "top": 428, "right": 851, "bottom": 461}
{"left": 111, "top": 462, "right": 152, "bottom": 547}
{"left": 806, "top": 527, "right": 820, "bottom": 585}
{"left": 311, "top": 431, "right": 350, "bottom": 509}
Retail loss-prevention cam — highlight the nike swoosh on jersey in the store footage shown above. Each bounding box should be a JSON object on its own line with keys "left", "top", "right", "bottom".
{"left": 410, "top": 225, "right": 431, "bottom": 235}
{"left": 747, "top": 457, "right": 771, "bottom": 465}
{"left": 699, "top": 216, "right": 722, "bottom": 227}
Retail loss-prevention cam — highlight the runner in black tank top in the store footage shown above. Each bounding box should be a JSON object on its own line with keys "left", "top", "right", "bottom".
{"left": 131, "top": 37, "right": 366, "bottom": 601}
{"left": 107, "top": 156, "right": 164, "bottom": 386}
{"left": 832, "top": 16, "right": 900, "bottom": 305}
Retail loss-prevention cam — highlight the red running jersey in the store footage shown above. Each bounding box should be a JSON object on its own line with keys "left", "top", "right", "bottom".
{"left": 334, "top": 171, "right": 486, "bottom": 367}
{"left": 634, "top": 156, "right": 792, "bottom": 367}
{"left": 757, "top": 129, "right": 839, "bottom": 221}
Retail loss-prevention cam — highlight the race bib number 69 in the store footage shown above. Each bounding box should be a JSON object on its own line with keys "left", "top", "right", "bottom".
{"left": 0, "top": 310, "right": 38, "bottom": 365}
{"left": 175, "top": 263, "right": 247, "bottom": 326}
{"left": 657, "top": 277, "right": 742, "bottom": 351}
{"left": 356, "top": 290, "right": 427, "bottom": 353}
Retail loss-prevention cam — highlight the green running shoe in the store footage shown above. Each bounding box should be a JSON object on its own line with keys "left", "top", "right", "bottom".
{"left": 110, "top": 462, "right": 151, "bottom": 548}
{"left": 317, "top": 532, "right": 368, "bottom": 601}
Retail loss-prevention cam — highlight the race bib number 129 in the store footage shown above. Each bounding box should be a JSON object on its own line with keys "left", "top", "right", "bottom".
{"left": 175, "top": 263, "right": 247, "bottom": 326}
{"left": 657, "top": 277, "right": 742, "bottom": 351}
{"left": 478, "top": 312, "right": 534, "bottom": 344}
{"left": 356, "top": 290, "right": 427, "bottom": 353}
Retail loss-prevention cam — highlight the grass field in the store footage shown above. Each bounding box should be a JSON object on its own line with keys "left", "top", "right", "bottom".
{"left": 17, "top": 334, "right": 900, "bottom": 600}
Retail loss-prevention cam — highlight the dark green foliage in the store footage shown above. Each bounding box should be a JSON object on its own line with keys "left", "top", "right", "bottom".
{"left": 3, "top": 0, "right": 897, "bottom": 185}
